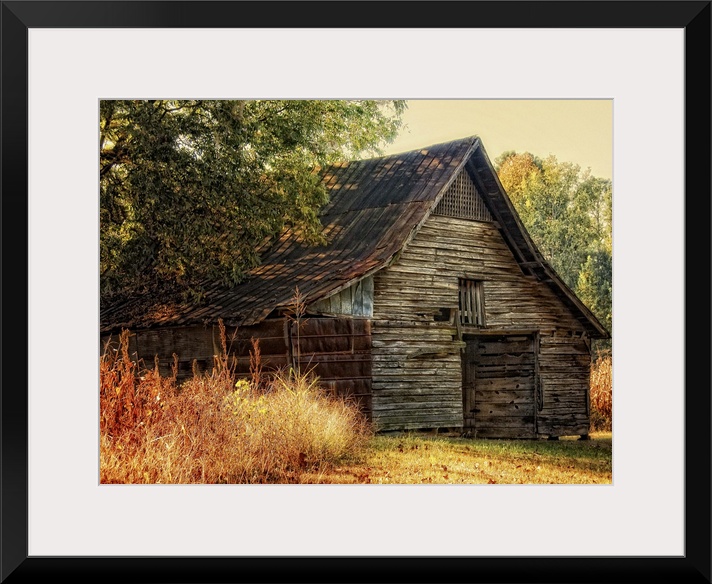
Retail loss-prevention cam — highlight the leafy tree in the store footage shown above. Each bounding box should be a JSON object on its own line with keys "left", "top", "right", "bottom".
{"left": 495, "top": 150, "right": 543, "bottom": 217}
{"left": 495, "top": 152, "right": 613, "bottom": 348}
{"left": 100, "top": 99, "right": 406, "bottom": 305}
{"left": 577, "top": 252, "right": 612, "bottom": 335}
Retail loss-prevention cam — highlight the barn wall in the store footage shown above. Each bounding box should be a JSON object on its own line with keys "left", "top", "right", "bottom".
{"left": 100, "top": 316, "right": 373, "bottom": 419}
{"left": 537, "top": 335, "right": 591, "bottom": 436}
{"left": 100, "top": 324, "right": 222, "bottom": 378}
{"left": 309, "top": 276, "right": 374, "bottom": 317}
{"left": 289, "top": 317, "right": 373, "bottom": 418}
{"left": 371, "top": 213, "right": 591, "bottom": 435}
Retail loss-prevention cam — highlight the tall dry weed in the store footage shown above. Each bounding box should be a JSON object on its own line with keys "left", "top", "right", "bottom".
{"left": 100, "top": 330, "right": 175, "bottom": 444}
{"left": 590, "top": 352, "right": 612, "bottom": 431}
{"left": 100, "top": 320, "right": 370, "bottom": 484}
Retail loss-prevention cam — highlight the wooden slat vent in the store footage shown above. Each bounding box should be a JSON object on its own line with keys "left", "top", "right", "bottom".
{"left": 459, "top": 279, "right": 486, "bottom": 326}
{"left": 433, "top": 171, "right": 493, "bottom": 221}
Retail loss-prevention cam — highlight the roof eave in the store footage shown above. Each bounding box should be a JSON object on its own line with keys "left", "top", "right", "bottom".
{"left": 469, "top": 142, "right": 611, "bottom": 340}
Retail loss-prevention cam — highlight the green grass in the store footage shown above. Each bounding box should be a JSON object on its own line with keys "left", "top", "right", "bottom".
{"left": 299, "top": 431, "right": 612, "bottom": 484}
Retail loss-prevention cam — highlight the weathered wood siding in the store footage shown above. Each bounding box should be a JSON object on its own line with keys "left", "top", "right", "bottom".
{"left": 463, "top": 334, "right": 538, "bottom": 439}
{"left": 370, "top": 318, "right": 463, "bottom": 431}
{"left": 537, "top": 335, "right": 591, "bottom": 436}
{"left": 371, "top": 212, "right": 591, "bottom": 435}
{"left": 289, "top": 317, "right": 373, "bottom": 418}
{"left": 309, "top": 276, "right": 374, "bottom": 317}
{"left": 101, "top": 324, "right": 227, "bottom": 378}
{"left": 100, "top": 317, "right": 373, "bottom": 419}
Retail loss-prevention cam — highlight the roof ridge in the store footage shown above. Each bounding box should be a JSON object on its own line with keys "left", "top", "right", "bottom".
{"left": 353, "top": 134, "right": 481, "bottom": 163}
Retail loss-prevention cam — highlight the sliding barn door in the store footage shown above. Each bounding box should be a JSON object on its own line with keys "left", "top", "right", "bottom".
{"left": 463, "top": 334, "right": 537, "bottom": 439}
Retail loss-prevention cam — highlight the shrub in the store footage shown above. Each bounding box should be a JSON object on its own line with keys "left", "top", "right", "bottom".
{"left": 590, "top": 352, "right": 612, "bottom": 432}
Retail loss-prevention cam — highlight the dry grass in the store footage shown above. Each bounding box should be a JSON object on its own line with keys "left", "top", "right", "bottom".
{"left": 590, "top": 353, "right": 612, "bottom": 431}
{"left": 300, "top": 432, "right": 612, "bottom": 484}
{"left": 100, "top": 321, "right": 371, "bottom": 484}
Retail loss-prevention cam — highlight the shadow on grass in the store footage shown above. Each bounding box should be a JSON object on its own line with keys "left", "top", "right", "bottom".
{"left": 351, "top": 431, "right": 613, "bottom": 484}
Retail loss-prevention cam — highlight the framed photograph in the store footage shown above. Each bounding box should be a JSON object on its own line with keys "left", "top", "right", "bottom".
{"left": 3, "top": 1, "right": 709, "bottom": 582}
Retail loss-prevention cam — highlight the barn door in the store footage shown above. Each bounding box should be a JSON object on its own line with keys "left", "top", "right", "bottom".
{"left": 463, "top": 334, "right": 537, "bottom": 439}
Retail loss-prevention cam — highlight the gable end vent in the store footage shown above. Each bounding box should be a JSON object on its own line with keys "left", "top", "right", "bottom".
{"left": 433, "top": 171, "right": 493, "bottom": 221}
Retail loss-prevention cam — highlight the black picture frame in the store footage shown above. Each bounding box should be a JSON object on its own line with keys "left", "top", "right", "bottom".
{"left": 2, "top": 2, "right": 709, "bottom": 583}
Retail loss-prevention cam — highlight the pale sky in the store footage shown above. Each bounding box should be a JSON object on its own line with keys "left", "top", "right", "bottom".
{"left": 382, "top": 100, "right": 613, "bottom": 181}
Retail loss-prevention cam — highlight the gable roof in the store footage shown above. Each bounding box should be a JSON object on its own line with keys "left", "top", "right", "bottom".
{"left": 100, "top": 136, "right": 610, "bottom": 339}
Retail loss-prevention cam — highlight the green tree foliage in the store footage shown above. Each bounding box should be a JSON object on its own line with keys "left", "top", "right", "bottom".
{"left": 100, "top": 99, "right": 406, "bottom": 304}
{"left": 495, "top": 152, "right": 613, "bottom": 348}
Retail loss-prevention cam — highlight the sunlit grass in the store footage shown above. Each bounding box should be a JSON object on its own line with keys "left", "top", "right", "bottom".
{"left": 301, "top": 431, "right": 612, "bottom": 484}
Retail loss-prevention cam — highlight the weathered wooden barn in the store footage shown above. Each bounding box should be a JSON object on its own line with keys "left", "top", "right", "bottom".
{"left": 100, "top": 136, "right": 610, "bottom": 439}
